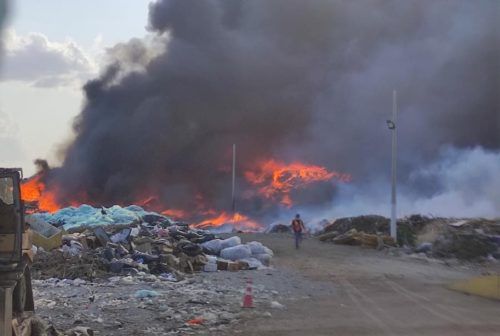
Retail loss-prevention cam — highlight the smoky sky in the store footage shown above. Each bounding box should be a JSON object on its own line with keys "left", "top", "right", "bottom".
{"left": 54, "top": 0, "right": 499, "bottom": 215}
{"left": 0, "top": 0, "right": 8, "bottom": 57}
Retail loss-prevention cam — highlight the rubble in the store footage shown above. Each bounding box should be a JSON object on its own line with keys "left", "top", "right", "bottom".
{"left": 267, "top": 224, "right": 291, "bottom": 233}
{"left": 318, "top": 228, "right": 396, "bottom": 249}
{"left": 317, "top": 215, "right": 397, "bottom": 249}
{"left": 20, "top": 204, "right": 280, "bottom": 335}
{"left": 321, "top": 215, "right": 390, "bottom": 235}
{"left": 12, "top": 315, "right": 94, "bottom": 336}
{"left": 28, "top": 269, "right": 286, "bottom": 336}
{"left": 317, "top": 215, "right": 500, "bottom": 260}
{"left": 28, "top": 205, "right": 274, "bottom": 281}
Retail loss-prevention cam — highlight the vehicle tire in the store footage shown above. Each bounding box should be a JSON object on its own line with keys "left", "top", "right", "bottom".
{"left": 13, "top": 267, "right": 27, "bottom": 314}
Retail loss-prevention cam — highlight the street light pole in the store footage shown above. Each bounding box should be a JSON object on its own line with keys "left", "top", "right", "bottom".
{"left": 231, "top": 143, "right": 236, "bottom": 213}
{"left": 387, "top": 90, "right": 398, "bottom": 241}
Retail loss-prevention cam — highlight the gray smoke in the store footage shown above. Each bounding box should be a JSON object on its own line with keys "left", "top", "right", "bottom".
{"left": 0, "top": 0, "right": 8, "bottom": 56}
{"left": 52, "top": 0, "right": 499, "bottom": 218}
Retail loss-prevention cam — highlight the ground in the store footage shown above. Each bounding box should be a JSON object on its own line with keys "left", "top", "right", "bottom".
{"left": 32, "top": 233, "right": 500, "bottom": 335}
{"left": 232, "top": 233, "right": 500, "bottom": 336}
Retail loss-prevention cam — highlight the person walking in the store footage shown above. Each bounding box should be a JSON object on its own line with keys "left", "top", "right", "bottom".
{"left": 291, "top": 214, "right": 306, "bottom": 249}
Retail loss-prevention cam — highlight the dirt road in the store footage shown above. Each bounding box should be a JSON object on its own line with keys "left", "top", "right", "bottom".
{"left": 233, "top": 233, "right": 500, "bottom": 336}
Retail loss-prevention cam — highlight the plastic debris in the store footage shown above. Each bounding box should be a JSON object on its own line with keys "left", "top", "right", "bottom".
{"left": 134, "top": 289, "right": 160, "bottom": 298}
{"left": 270, "top": 301, "right": 285, "bottom": 309}
{"left": 187, "top": 318, "right": 205, "bottom": 325}
{"left": 220, "top": 245, "right": 252, "bottom": 261}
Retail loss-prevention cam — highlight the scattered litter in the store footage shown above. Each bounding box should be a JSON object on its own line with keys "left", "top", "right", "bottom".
{"left": 270, "top": 301, "right": 285, "bottom": 309}
{"left": 159, "top": 272, "right": 178, "bottom": 282}
{"left": 135, "top": 289, "right": 160, "bottom": 298}
{"left": 187, "top": 318, "right": 205, "bottom": 325}
{"left": 110, "top": 228, "right": 132, "bottom": 243}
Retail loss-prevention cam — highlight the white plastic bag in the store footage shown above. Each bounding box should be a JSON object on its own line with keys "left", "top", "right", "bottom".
{"left": 239, "top": 257, "right": 263, "bottom": 269}
{"left": 253, "top": 253, "right": 272, "bottom": 266}
{"left": 263, "top": 246, "right": 274, "bottom": 257}
{"left": 246, "top": 241, "right": 266, "bottom": 254}
{"left": 220, "top": 236, "right": 241, "bottom": 250}
{"left": 201, "top": 239, "right": 223, "bottom": 255}
{"left": 220, "top": 245, "right": 251, "bottom": 261}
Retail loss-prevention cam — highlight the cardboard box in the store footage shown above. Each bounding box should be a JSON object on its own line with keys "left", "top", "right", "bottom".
{"left": 227, "top": 261, "right": 240, "bottom": 272}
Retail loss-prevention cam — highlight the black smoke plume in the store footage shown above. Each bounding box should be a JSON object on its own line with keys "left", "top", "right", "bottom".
{"left": 50, "top": 0, "right": 499, "bottom": 218}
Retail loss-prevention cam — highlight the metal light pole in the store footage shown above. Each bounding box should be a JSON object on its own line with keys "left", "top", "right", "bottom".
{"left": 386, "top": 90, "right": 398, "bottom": 241}
{"left": 231, "top": 144, "right": 236, "bottom": 212}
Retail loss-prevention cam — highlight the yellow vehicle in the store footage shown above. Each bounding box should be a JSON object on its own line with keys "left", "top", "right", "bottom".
{"left": 0, "top": 168, "right": 34, "bottom": 335}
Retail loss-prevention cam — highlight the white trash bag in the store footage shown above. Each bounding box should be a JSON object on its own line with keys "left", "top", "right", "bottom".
{"left": 246, "top": 241, "right": 267, "bottom": 255}
{"left": 220, "top": 236, "right": 242, "bottom": 250}
{"left": 253, "top": 253, "right": 272, "bottom": 266}
{"left": 201, "top": 239, "right": 223, "bottom": 255}
{"left": 239, "top": 257, "right": 264, "bottom": 269}
{"left": 220, "top": 245, "right": 251, "bottom": 261}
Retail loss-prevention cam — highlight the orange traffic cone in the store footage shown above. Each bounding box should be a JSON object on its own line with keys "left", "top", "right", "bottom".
{"left": 242, "top": 277, "right": 254, "bottom": 308}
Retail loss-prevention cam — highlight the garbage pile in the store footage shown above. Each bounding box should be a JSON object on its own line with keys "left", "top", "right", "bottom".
{"left": 429, "top": 218, "right": 500, "bottom": 260}
{"left": 317, "top": 215, "right": 397, "bottom": 249}
{"left": 318, "top": 228, "right": 396, "bottom": 249}
{"left": 317, "top": 214, "right": 500, "bottom": 260}
{"left": 28, "top": 205, "right": 273, "bottom": 280}
{"left": 266, "top": 224, "right": 291, "bottom": 233}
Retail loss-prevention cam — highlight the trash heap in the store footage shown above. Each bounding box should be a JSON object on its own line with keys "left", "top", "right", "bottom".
{"left": 266, "top": 224, "right": 291, "bottom": 233}
{"left": 317, "top": 214, "right": 500, "bottom": 260}
{"left": 28, "top": 205, "right": 273, "bottom": 281}
{"left": 317, "top": 215, "right": 397, "bottom": 249}
{"left": 428, "top": 218, "right": 500, "bottom": 260}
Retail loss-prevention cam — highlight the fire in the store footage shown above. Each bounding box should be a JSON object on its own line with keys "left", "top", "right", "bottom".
{"left": 20, "top": 158, "right": 344, "bottom": 231}
{"left": 161, "top": 209, "right": 188, "bottom": 219}
{"left": 20, "top": 174, "right": 61, "bottom": 213}
{"left": 245, "top": 159, "right": 351, "bottom": 207}
{"left": 134, "top": 196, "right": 188, "bottom": 220}
{"left": 193, "top": 211, "right": 262, "bottom": 232}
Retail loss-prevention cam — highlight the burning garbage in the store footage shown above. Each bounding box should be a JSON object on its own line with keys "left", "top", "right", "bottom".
{"left": 20, "top": 158, "right": 351, "bottom": 231}
{"left": 244, "top": 159, "right": 351, "bottom": 207}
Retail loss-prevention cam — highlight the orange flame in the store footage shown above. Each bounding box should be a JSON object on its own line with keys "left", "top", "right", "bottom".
{"left": 193, "top": 211, "right": 262, "bottom": 231}
{"left": 20, "top": 174, "right": 61, "bottom": 213}
{"left": 20, "top": 158, "right": 344, "bottom": 230}
{"left": 245, "top": 159, "right": 351, "bottom": 207}
{"left": 161, "top": 209, "right": 188, "bottom": 219}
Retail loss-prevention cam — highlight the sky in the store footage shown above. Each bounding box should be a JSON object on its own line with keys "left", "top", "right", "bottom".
{"left": 0, "top": 1, "right": 497, "bottom": 220}
{"left": 0, "top": 0, "right": 150, "bottom": 175}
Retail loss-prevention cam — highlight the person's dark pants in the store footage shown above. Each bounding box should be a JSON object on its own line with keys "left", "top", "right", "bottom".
{"left": 294, "top": 231, "right": 302, "bottom": 249}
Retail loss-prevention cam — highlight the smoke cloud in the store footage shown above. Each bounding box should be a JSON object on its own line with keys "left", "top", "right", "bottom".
{"left": 50, "top": 0, "right": 498, "bottom": 219}
{"left": 325, "top": 147, "right": 500, "bottom": 219}
{"left": 0, "top": 1, "right": 8, "bottom": 55}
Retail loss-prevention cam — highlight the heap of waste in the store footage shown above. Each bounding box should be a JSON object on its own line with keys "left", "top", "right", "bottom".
{"left": 28, "top": 205, "right": 273, "bottom": 281}
{"left": 317, "top": 215, "right": 397, "bottom": 249}
{"left": 317, "top": 214, "right": 500, "bottom": 260}
{"left": 266, "top": 224, "right": 292, "bottom": 233}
